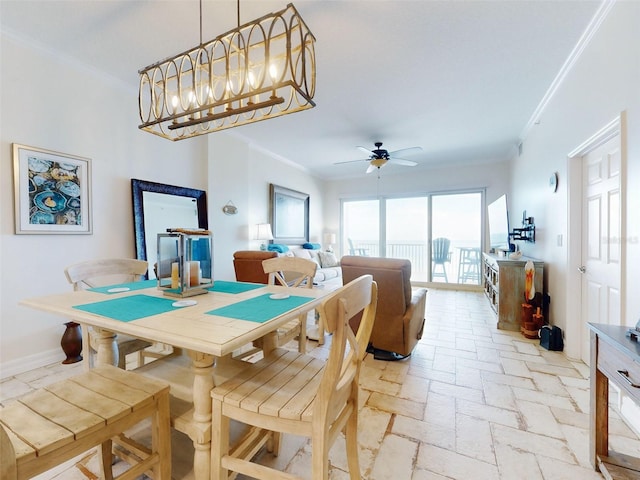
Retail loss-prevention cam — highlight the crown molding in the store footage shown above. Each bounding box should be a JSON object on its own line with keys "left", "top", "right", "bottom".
{"left": 519, "top": 0, "right": 616, "bottom": 142}
{"left": 1, "top": 28, "right": 136, "bottom": 94}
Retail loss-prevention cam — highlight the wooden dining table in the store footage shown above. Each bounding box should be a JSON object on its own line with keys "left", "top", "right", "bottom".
{"left": 20, "top": 279, "right": 330, "bottom": 480}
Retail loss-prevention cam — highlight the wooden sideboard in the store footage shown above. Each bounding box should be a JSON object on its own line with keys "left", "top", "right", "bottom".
{"left": 482, "top": 253, "right": 544, "bottom": 331}
{"left": 589, "top": 323, "right": 640, "bottom": 479}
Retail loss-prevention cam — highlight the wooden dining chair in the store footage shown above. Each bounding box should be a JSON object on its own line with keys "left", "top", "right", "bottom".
{"left": 211, "top": 274, "right": 378, "bottom": 480}
{"left": 64, "top": 258, "right": 164, "bottom": 369}
{"left": 260, "top": 255, "right": 318, "bottom": 353}
{"left": 0, "top": 365, "right": 171, "bottom": 480}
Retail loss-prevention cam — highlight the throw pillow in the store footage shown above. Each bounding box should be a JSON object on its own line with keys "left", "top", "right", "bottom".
{"left": 293, "top": 248, "right": 321, "bottom": 267}
{"left": 318, "top": 251, "right": 339, "bottom": 268}
{"left": 267, "top": 244, "right": 289, "bottom": 253}
{"left": 302, "top": 242, "right": 321, "bottom": 250}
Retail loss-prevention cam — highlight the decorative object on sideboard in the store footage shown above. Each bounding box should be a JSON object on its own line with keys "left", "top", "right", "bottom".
{"left": 222, "top": 201, "right": 237, "bottom": 215}
{"left": 323, "top": 233, "right": 336, "bottom": 252}
{"left": 255, "top": 223, "right": 274, "bottom": 250}
{"left": 510, "top": 210, "right": 536, "bottom": 243}
{"left": 13, "top": 143, "right": 92, "bottom": 235}
{"left": 137, "top": 1, "right": 316, "bottom": 141}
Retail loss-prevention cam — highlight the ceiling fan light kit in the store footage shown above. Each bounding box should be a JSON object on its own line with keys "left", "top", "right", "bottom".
{"left": 138, "top": 2, "right": 316, "bottom": 141}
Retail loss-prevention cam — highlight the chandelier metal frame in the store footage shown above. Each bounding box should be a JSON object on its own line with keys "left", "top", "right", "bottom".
{"left": 138, "top": 2, "right": 316, "bottom": 141}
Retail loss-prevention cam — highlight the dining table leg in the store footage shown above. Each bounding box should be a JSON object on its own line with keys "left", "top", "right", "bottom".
{"left": 95, "top": 328, "right": 118, "bottom": 367}
{"left": 189, "top": 351, "right": 215, "bottom": 480}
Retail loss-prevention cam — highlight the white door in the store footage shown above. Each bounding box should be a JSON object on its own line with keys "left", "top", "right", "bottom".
{"left": 580, "top": 134, "right": 621, "bottom": 364}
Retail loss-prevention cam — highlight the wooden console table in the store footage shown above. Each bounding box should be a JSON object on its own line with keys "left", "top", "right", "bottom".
{"left": 589, "top": 323, "right": 640, "bottom": 479}
{"left": 481, "top": 253, "right": 544, "bottom": 331}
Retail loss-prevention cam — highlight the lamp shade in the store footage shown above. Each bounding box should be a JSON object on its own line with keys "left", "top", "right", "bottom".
{"left": 324, "top": 233, "right": 336, "bottom": 245}
{"left": 255, "top": 223, "right": 274, "bottom": 241}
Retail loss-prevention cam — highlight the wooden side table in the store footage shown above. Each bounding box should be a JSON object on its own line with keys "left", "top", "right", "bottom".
{"left": 589, "top": 323, "right": 640, "bottom": 479}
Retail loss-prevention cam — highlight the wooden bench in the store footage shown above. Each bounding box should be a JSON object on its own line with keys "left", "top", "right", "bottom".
{"left": 0, "top": 365, "right": 171, "bottom": 480}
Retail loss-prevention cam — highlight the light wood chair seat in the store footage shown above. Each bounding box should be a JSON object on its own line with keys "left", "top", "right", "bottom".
{"left": 211, "top": 274, "right": 378, "bottom": 480}
{"left": 0, "top": 365, "right": 171, "bottom": 480}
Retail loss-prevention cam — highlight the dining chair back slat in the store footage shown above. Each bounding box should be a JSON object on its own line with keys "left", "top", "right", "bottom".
{"left": 259, "top": 256, "right": 318, "bottom": 353}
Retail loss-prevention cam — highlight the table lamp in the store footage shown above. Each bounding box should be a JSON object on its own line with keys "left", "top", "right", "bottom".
{"left": 256, "top": 223, "right": 274, "bottom": 250}
{"left": 324, "top": 233, "right": 336, "bottom": 252}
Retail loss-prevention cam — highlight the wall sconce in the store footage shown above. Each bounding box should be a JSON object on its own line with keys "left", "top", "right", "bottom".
{"left": 323, "top": 233, "right": 336, "bottom": 252}
{"left": 255, "top": 223, "right": 274, "bottom": 250}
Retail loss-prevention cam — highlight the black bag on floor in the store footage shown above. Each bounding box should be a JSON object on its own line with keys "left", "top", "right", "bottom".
{"left": 540, "top": 325, "right": 564, "bottom": 351}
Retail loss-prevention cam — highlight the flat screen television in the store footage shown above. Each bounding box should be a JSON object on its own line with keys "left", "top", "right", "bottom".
{"left": 487, "top": 194, "right": 511, "bottom": 252}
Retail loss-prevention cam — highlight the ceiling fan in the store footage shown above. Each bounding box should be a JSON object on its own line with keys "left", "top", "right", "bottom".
{"left": 335, "top": 142, "right": 423, "bottom": 174}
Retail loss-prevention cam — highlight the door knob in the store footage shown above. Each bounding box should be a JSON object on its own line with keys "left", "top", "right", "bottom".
{"left": 578, "top": 266, "right": 586, "bottom": 274}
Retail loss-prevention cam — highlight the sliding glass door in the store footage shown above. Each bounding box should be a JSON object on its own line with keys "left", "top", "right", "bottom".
{"left": 386, "top": 197, "right": 429, "bottom": 281}
{"left": 342, "top": 191, "right": 483, "bottom": 285}
{"left": 342, "top": 200, "right": 379, "bottom": 257}
{"left": 431, "top": 193, "right": 482, "bottom": 284}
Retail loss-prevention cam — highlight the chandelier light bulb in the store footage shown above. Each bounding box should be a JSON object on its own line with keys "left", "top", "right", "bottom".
{"left": 248, "top": 71, "right": 257, "bottom": 88}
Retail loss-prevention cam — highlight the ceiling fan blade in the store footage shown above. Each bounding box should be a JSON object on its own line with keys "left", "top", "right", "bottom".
{"left": 334, "top": 158, "right": 369, "bottom": 165}
{"left": 388, "top": 146, "right": 422, "bottom": 157}
{"left": 388, "top": 158, "right": 418, "bottom": 167}
{"left": 357, "top": 146, "right": 374, "bottom": 155}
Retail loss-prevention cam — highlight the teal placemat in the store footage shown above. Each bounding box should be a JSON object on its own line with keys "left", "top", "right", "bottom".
{"left": 208, "top": 281, "right": 264, "bottom": 294}
{"left": 89, "top": 279, "right": 157, "bottom": 294}
{"left": 73, "top": 294, "right": 177, "bottom": 322}
{"left": 206, "top": 294, "right": 313, "bottom": 323}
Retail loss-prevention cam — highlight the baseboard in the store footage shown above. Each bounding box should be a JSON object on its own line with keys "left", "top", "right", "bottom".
{"left": 0, "top": 348, "right": 63, "bottom": 380}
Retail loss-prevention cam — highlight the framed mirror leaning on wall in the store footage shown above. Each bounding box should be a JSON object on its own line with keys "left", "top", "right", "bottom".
{"left": 131, "top": 179, "right": 208, "bottom": 278}
{"left": 269, "top": 184, "right": 309, "bottom": 245}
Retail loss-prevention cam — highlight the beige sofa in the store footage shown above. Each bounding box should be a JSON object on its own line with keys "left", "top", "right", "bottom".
{"left": 288, "top": 248, "right": 342, "bottom": 285}
{"left": 341, "top": 255, "right": 427, "bottom": 359}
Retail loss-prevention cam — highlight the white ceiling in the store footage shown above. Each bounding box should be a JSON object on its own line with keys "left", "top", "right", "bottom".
{"left": 1, "top": 0, "right": 602, "bottom": 180}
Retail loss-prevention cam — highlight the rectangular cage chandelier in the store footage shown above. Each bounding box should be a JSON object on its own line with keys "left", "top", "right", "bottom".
{"left": 138, "top": 2, "right": 316, "bottom": 141}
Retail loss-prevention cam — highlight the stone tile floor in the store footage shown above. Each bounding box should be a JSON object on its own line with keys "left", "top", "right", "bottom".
{"left": 2, "top": 289, "right": 639, "bottom": 479}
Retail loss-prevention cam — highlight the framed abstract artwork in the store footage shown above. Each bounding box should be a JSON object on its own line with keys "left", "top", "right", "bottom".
{"left": 269, "top": 184, "right": 309, "bottom": 244}
{"left": 12, "top": 143, "right": 92, "bottom": 234}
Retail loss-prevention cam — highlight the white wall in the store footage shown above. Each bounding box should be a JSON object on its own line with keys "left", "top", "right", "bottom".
{"left": 0, "top": 34, "right": 207, "bottom": 376}
{"left": 324, "top": 161, "right": 512, "bottom": 257}
{"left": 509, "top": 1, "right": 640, "bottom": 359}
{"left": 208, "top": 134, "right": 327, "bottom": 282}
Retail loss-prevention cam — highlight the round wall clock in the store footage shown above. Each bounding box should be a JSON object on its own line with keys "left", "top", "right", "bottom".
{"left": 549, "top": 172, "right": 558, "bottom": 192}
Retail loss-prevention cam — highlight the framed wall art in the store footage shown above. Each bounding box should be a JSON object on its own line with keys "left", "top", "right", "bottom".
{"left": 269, "top": 184, "right": 309, "bottom": 244}
{"left": 13, "top": 143, "right": 92, "bottom": 234}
